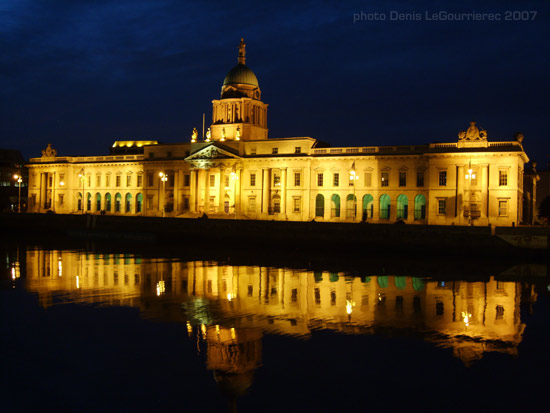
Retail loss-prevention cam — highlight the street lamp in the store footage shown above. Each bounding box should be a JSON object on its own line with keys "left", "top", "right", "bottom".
{"left": 465, "top": 164, "right": 476, "bottom": 225}
{"left": 159, "top": 172, "right": 168, "bottom": 217}
{"left": 13, "top": 174, "right": 22, "bottom": 213}
{"left": 78, "top": 169, "right": 85, "bottom": 214}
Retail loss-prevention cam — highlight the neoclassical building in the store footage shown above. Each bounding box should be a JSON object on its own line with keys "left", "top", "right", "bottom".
{"left": 27, "top": 39, "right": 531, "bottom": 226}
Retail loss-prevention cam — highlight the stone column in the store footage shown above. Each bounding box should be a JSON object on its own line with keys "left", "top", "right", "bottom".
{"left": 457, "top": 165, "right": 464, "bottom": 224}
{"left": 281, "top": 168, "right": 287, "bottom": 217}
{"left": 190, "top": 169, "right": 197, "bottom": 213}
{"left": 236, "top": 168, "right": 242, "bottom": 215}
{"left": 262, "top": 168, "right": 270, "bottom": 215}
{"left": 481, "top": 164, "right": 488, "bottom": 220}
{"left": 219, "top": 167, "right": 225, "bottom": 213}
{"left": 204, "top": 169, "right": 210, "bottom": 213}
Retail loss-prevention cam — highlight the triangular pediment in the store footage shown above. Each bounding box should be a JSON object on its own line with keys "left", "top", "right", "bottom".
{"left": 185, "top": 144, "right": 241, "bottom": 161}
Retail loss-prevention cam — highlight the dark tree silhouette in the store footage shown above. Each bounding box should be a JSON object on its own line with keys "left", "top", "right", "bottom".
{"left": 538, "top": 196, "right": 550, "bottom": 223}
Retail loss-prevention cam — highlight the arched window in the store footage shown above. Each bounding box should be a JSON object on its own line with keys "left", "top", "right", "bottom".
{"left": 346, "top": 194, "right": 357, "bottom": 219}
{"left": 86, "top": 193, "right": 92, "bottom": 211}
{"left": 331, "top": 194, "right": 340, "bottom": 217}
{"left": 394, "top": 276, "right": 406, "bottom": 289}
{"left": 414, "top": 195, "right": 426, "bottom": 220}
{"left": 125, "top": 193, "right": 132, "bottom": 213}
{"left": 136, "top": 193, "right": 143, "bottom": 213}
{"left": 379, "top": 194, "right": 391, "bottom": 220}
{"left": 115, "top": 193, "right": 121, "bottom": 212}
{"left": 95, "top": 193, "right": 101, "bottom": 212}
{"left": 315, "top": 194, "right": 324, "bottom": 217}
{"left": 77, "top": 192, "right": 83, "bottom": 211}
{"left": 397, "top": 194, "right": 408, "bottom": 220}
{"left": 377, "top": 276, "right": 388, "bottom": 288}
{"left": 362, "top": 194, "right": 373, "bottom": 220}
{"left": 105, "top": 193, "right": 112, "bottom": 212}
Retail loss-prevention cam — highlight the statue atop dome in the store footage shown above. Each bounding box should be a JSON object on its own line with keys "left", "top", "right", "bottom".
{"left": 238, "top": 38, "right": 246, "bottom": 65}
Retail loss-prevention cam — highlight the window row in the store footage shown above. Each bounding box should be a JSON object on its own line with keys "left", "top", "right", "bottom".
{"left": 77, "top": 192, "right": 144, "bottom": 213}
{"left": 314, "top": 194, "right": 427, "bottom": 220}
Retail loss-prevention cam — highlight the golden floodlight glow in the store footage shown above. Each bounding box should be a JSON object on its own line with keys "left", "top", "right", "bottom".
{"left": 461, "top": 311, "right": 472, "bottom": 327}
{"left": 201, "top": 324, "right": 207, "bottom": 339}
{"left": 76, "top": 275, "right": 80, "bottom": 289}
{"left": 156, "top": 280, "right": 166, "bottom": 296}
{"left": 58, "top": 258, "right": 62, "bottom": 277}
{"left": 346, "top": 299, "right": 355, "bottom": 315}
{"left": 230, "top": 327, "right": 236, "bottom": 340}
{"left": 186, "top": 321, "right": 193, "bottom": 336}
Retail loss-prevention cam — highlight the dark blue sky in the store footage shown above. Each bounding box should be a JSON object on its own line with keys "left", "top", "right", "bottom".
{"left": 1, "top": 0, "right": 549, "bottom": 165}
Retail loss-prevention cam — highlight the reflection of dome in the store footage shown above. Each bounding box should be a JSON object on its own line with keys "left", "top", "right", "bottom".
{"left": 223, "top": 64, "right": 259, "bottom": 87}
{"left": 214, "top": 370, "right": 254, "bottom": 399}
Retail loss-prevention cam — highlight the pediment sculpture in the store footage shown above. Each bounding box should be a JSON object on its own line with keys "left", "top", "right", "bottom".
{"left": 458, "top": 121, "right": 487, "bottom": 141}
{"left": 41, "top": 143, "right": 57, "bottom": 158}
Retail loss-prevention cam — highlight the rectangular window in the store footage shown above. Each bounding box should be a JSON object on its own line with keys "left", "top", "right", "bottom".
{"left": 106, "top": 175, "right": 111, "bottom": 187}
{"left": 183, "top": 197, "right": 189, "bottom": 210}
{"left": 209, "top": 175, "right": 215, "bottom": 187}
{"left": 184, "top": 174, "right": 190, "bottom": 186}
{"left": 333, "top": 173, "right": 339, "bottom": 187}
{"left": 438, "top": 199, "right": 446, "bottom": 215}
{"left": 294, "top": 172, "right": 301, "bottom": 187}
{"left": 147, "top": 196, "right": 153, "bottom": 209}
{"left": 224, "top": 176, "right": 230, "bottom": 188}
{"left": 381, "top": 172, "right": 389, "bottom": 187}
{"left": 273, "top": 174, "right": 281, "bottom": 186}
{"left": 272, "top": 147, "right": 278, "bottom": 154}
{"left": 250, "top": 147, "right": 256, "bottom": 155}
{"left": 116, "top": 175, "right": 121, "bottom": 187}
{"left": 96, "top": 175, "right": 101, "bottom": 187}
{"left": 87, "top": 176, "right": 91, "bottom": 187}
{"left": 250, "top": 173, "right": 256, "bottom": 186}
{"left": 318, "top": 173, "right": 324, "bottom": 187}
{"left": 293, "top": 197, "right": 301, "bottom": 213}
{"left": 126, "top": 175, "right": 131, "bottom": 187}
{"left": 364, "top": 172, "right": 372, "bottom": 187}
{"left": 147, "top": 173, "right": 153, "bottom": 187}
{"left": 137, "top": 175, "right": 143, "bottom": 187}
{"left": 168, "top": 173, "right": 174, "bottom": 187}
{"left": 295, "top": 147, "right": 301, "bottom": 153}
{"left": 499, "top": 170, "right": 508, "bottom": 186}
{"left": 58, "top": 194, "right": 64, "bottom": 206}
{"left": 166, "top": 151, "right": 172, "bottom": 158}
{"left": 439, "top": 171, "right": 447, "bottom": 186}
{"left": 416, "top": 171, "right": 424, "bottom": 187}
{"left": 248, "top": 197, "right": 256, "bottom": 213}
{"left": 399, "top": 172, "right": 406, "bottom": 187}
{"left": 149, "top": 152, "right": 154, "bottom": 158}
{"left": 498, "top": 200, "right": 508, "bottom": 216}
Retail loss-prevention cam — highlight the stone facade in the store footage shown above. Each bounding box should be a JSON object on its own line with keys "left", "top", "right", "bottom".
{"left": 26, "top": 40, "right": 530, "bottom": 226}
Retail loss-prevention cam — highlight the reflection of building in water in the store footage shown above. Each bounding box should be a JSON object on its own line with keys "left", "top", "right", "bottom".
{"left": 25, "top": 251, "right": 532, "bottom": 365}
{"left": 197, "top": 325, "right": 262, "bottom": 408}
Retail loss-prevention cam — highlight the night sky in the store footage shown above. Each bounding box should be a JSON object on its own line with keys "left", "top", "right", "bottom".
{"left": 1, "top": 0, "right": 549, "bottom": 165}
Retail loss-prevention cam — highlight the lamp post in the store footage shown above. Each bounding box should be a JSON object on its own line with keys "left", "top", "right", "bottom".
{"left": 78, "top": 169, "right": 85, "bottom": 214}
{"left": 13, "top": 174, "right": 22, "bottom": 213}
{"left": 465, "top": 164, "right": 476, "bottom": 225}
{"left": 349, "top": 167, "right": 359, "bottom": 221}
{"left": 159, "top": 172, "right": 168, "bottom": 217}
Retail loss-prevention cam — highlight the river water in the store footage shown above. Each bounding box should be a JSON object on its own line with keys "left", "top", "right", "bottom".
{"left": 1, "top": 244, "right": 549, "bottom": 412}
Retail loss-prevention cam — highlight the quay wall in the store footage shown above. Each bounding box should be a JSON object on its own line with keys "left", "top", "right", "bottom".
{"left": 1, "top": 213, "right": 548, "bottom": 256}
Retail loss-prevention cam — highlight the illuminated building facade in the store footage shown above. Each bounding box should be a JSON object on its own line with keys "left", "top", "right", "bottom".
{"left": 27, "top": 39, "right": 531, "bottom": 226}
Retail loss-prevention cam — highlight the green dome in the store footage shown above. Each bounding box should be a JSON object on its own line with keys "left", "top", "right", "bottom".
{"left": 223, "top": 63, "right": 259, "bottom": 87}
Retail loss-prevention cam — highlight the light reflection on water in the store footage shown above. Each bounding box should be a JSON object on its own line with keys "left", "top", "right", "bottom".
{"left": 21, "top": 248, "right": 537, "bottom": 367}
